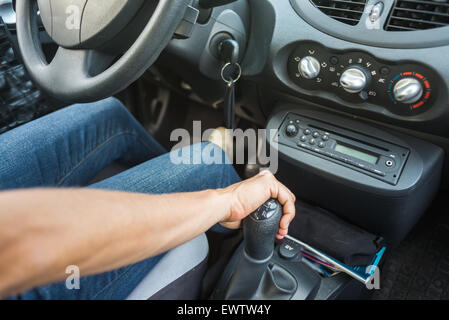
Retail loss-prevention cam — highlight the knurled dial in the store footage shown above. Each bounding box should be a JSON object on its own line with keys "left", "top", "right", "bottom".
{"left": 393, "top": 78, "right": 423, "bottom": 104}
{"left": 298, "top": 56, "right": 321, "bottom": 79}
{"left": 340, "top": 66, "right": 370, "bottom": 94}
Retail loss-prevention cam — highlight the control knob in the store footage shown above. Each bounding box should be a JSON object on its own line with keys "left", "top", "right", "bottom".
{"left": 393, "top": 78, "right": 423, "bottom": 104}
{"left": 340, "top": 67, "right": 369, "bottom": 94}
{"left": 298, "top": 56, "right": 321, "bottom": 79}
{"left": 285, "top": 124, "right": 298, "bottom": 137}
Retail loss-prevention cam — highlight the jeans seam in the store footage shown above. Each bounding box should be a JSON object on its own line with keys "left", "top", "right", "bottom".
{"left": 90, "top": 265, "right": 135, "bottom": 300}
{"left": 56, "top": 131, "right": 157, "bottom": 186}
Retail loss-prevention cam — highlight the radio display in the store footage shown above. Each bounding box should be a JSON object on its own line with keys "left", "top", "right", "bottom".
{"left": 334, "top": 143, "right": 379, "bottom": 164}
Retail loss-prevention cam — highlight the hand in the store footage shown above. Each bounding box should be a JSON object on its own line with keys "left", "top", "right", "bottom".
{"left": 220, "top": 170, "right": 296, "bottom": 240}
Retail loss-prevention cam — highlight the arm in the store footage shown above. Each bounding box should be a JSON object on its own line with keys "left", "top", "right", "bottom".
{"left": 0, "top": 171, "right": 295, "bottom": 298}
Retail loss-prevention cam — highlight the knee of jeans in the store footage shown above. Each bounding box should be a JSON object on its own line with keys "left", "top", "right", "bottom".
{"left": 91, "top": 97, "right": 130, "bottom": 120}
{"left": 176, "top": 142, "right": 232, "bottom": 166}
{"left": 70, "top": 97, "right": 129, "bottom": 125}
{"left": 194, "top": 142, "right": 239, "bottom": 182}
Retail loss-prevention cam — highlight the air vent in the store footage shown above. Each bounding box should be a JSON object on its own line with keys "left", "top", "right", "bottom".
{"left": 310, "top": 0, "right": 367, "bottom": 26}
{"left": 386, "top": 0, "right": 449, "bottom": 31}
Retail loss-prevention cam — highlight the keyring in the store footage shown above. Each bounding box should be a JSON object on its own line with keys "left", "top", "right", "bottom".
{"left": 221, "top": 62, "right": 242, "bottom": 86}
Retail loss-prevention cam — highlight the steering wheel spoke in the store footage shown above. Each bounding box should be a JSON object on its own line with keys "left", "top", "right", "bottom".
{"left": 16, "top": 0, "right": 191, "bottom": 103}
{"left": 45, "top": 47, "right": 90, "bottom": 87}
{"left": 45, "top": 47, "right": 116, "bottom": 87}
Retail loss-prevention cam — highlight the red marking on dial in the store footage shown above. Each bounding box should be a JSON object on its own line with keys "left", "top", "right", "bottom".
{"left": 402, "top": 72, "right": 413, "bottom": 76}
{"left": 413, "top": 101, "right": 425, "bottom": 109}
{"left": 424, "top": 80, "right": 431, "bottom": 89}
{"left": 424, "top": 92, "right": 431, "bottom": 100}
{"left": 415, "top": 73, "right": 424, "bottom": 79}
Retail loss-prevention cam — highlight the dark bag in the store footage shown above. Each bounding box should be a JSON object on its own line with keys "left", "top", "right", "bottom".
{"left": 289, "top": 200, "right": 383, "bottom": 266}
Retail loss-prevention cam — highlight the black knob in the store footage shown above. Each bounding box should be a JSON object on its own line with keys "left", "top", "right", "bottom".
{"left": 285, "top": 124, "right": 298, "bottom": 137}
{"left": 243, "top": 199, "right": 282, "bottom": 261}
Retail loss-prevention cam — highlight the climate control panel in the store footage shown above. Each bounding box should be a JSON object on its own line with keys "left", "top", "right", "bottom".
{"left": 288, "top": 42, "right": 439, "bottom": 116}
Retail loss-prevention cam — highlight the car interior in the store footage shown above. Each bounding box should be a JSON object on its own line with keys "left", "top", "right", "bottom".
{"left": 1, "top": 0, "right": 449, "bottom": 300}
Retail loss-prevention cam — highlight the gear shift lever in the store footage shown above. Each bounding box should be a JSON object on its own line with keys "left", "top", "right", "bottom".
{"left": 243, "top": 199, "right": 283, "bottom": 261}
{"left": 224, "top": 199, "right": 282, "bottom": 299}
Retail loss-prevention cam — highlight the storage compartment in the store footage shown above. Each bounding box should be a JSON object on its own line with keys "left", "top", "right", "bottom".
{"left": 289, "top": 200, "right": 384, "bottom": 266}
{"left": 266, "top": 105, "right": 444, "bottom": 246}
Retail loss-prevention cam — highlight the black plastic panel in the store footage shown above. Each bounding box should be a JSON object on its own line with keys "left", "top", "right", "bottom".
{"left": 287, "top": 41, "right": 443, "bottom": 116}
{"left": 267, "top": 105, "right": 444, "bottom": 245}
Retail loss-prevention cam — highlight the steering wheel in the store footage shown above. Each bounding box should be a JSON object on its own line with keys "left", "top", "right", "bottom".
{"left": 16, "top": 0, "right": 190, "bottom": 103}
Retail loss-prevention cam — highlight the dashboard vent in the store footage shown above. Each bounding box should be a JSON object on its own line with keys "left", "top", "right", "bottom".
{"left": 386, "top": 0, "right": 449, "bottom": 31}
{"left": 310, "top": 0, "right": 367, "bottom": 26}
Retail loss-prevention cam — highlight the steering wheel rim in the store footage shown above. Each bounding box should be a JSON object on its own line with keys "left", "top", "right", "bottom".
{"left": 16, "top": 0, "right": 190, "bottom": 103}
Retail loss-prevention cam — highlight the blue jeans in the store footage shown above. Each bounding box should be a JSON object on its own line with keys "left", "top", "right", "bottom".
{"left": 0, "top": 97, "right": 241, "bottom": 299}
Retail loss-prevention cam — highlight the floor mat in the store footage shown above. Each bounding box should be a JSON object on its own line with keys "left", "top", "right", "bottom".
{"left": 373, "top": 194, "right": 449, "bottom": 300}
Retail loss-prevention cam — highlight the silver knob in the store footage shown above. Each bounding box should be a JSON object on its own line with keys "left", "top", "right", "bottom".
{"left": 340, "top": 67, "right": 368, "bottom": 93}
{"left": 298, "top": 56, "right": 321, "bottom": 79}
{"left": 393, "top": 78, "right": 423, "bottom": 104}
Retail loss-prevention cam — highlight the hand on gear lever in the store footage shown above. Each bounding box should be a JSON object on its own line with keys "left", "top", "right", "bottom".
{"left": 243, "top": 199, "right": 283, "bottom": 262}
{"left": 224, "top": 199, "right": 283, "bottom": 300}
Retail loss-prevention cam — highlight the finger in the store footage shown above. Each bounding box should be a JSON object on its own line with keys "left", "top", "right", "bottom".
{"left": 277, "top": 228, "right": 288, "bottom": 237}
{"left": 280, "top": 212, "right": 295, "bottom": 230}
{"left": 278, "top": 180, "right": 296, "bottom": 203}
{"left": 276, "top": 231, "right": 287, "bottom": 240}
{"left": 269, "top": 180, "right": 293, "bottom": 210}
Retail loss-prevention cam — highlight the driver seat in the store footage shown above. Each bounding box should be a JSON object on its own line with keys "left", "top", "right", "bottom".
{"left": 127, "top": 234, "right": 209, "bottom": 300}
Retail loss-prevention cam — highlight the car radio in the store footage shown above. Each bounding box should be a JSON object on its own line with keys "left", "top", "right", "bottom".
{"left": 278, "top": 113, "right": 410, "bottom": 185}
{"left": 268, "top": 107, "right": 444, "bottom": 245}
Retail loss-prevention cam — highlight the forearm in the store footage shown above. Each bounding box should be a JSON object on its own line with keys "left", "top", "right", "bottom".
{"left": 0, "top": 188, "right": 228, "bottom": 298}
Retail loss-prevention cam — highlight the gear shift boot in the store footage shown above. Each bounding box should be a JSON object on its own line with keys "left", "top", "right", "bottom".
{"left": 260, "top": 264, "right": 297, "bottom": 299}
{"left": 212, "top": 199, "right": 321, "bottom": 300}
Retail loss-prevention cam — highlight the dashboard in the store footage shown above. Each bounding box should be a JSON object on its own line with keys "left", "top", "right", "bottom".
{"left": 237, "top": 0, "right": 449, "bottom": 139}
{"left": 2, "top": 0, "right": 449, "bottom": 140}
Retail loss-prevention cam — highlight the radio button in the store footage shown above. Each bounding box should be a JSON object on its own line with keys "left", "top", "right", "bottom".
{"left": 318, "top": 142, "right": 326, "bottom": 148}
{"left": 309, "top": 139, "right": 317, "bottom": 145}
{"left": 286, "top": 124, "right": 298, "bottom": 137}
{"left": 322, "top": 135, "right": 329, "bottom": 141}
{"left": 304, "top": 129, "right": 312, "bottom": 135}
{"left": 300, "top": 135, "right": 307, "bottom": 142}
{"left": 312, "top": 132, "right": 320, "bottom": 138}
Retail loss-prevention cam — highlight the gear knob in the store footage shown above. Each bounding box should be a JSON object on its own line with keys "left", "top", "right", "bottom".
{"left": 243, "top": 199, "right": 282, "bottom": 261}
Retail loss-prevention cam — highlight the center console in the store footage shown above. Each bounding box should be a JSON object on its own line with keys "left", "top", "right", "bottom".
{"left": 268, "top": 104, "right": 444, "bottom": 246}
{"left": 213, "top": 105, "right": 443, "bottom": 300}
